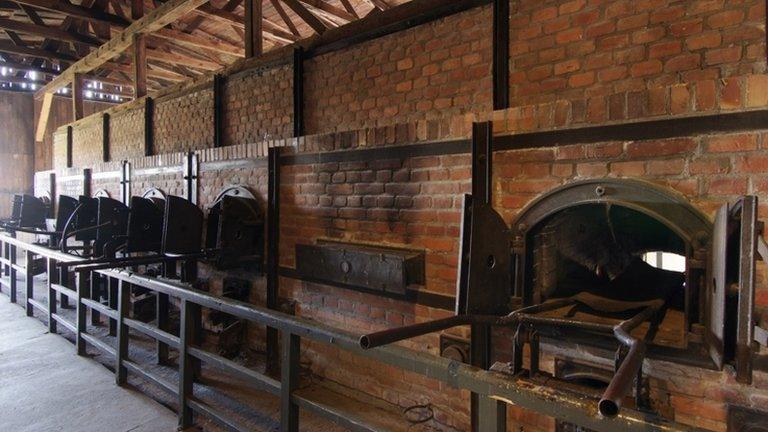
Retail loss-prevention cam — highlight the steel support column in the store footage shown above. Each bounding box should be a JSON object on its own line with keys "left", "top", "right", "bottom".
{"left": 492, "top": 0, "right": 509, "bottom": 110}
{"left": 266, "top": 147, "right": 280, "bottom": 374}
{"left": 292, "top": 47, "right": 304, "bottom": 138}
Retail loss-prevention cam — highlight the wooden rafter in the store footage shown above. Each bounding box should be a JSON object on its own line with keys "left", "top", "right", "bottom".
{"left": 338, "top": 0, "right": 359, "bottom": 18}
{"left": 300, "top": 0, "right": 355, "bottom": 22}
{"left": 12, "top": 0, "right": 129, "bottom": 27}
{"left": 280, "top": 0, "right": 326, "bottom": 34}
{"left": 0, "top": 17, "right": 104, "bottom": 46}
{"left": 35, "top": 0, "right": 212, "bottom": 140}
{"left": 269, "top": 0, "right": 299, "bottom": 35}
{"left": 368, "top": 0, "right": 390, "bottom": 10}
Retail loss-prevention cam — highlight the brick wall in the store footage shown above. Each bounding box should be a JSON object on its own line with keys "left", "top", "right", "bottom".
{"left": 34, "top": 96, "right": 113, "bottom": 172}
{"left": 153, "top": 87, "right": 214, "bottom": 155}
{"left": 303, "top": 5, "right": 493, "bottom": 135}
{"left": 509, "top": 0, "right": 766, "bottom": 106}
{"left": 109, "top": 107, "right": 146, "bottom": 161}
{"left": 72, "top": 117, "right": 104, "bottom": 167}
{"left": 222, "top": 65, "right": 294, "bottom": 146}
{"left": 52, "top": 129, "right": 68, "bottom": 171}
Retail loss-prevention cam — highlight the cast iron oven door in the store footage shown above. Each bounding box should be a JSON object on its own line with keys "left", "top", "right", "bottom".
{"left": 205, "top": 186, "right": 264, "bottom": 270}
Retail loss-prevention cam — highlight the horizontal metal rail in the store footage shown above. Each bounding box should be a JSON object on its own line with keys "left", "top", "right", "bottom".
{"left": 51, "top": 313, "right": 76, "bottom": 333}
{"left": 80, "top": 332, "right": 116, "bottom": 357}
{"left": 0, "top": 234, "right": 706, "bottom": 432}
{"left": 122, "top": 359, "right": 178, "bottom": 395}
{"left": 27, "top": 298, "right": 48, "bottom": 314}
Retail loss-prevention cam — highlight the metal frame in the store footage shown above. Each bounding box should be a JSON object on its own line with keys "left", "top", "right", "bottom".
{"left": 0, "top": 233, "right": 707, "bottom": 432}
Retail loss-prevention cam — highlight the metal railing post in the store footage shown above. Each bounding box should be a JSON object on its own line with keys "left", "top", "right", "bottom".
{"left": 116, "top": 279, "right": 129, "bottom": 385}
{"left": 477, "top": 395, "right": 506, "bottom": 432}
{"left": 76, "top": 270, "right": 88, "bottom": 356}
{"left": 2, "top": 238, "right": 8, "bottom": 276}
{"left": 108, "top": 277, "right": 118, "bottom": 336}
{"left": 25, "top": 250, "right": 33, "bottom": 316}
{"left": 156, "top": 292, "right": 169, "bottom": 365}
{"left": 9, "top": 243, "right": 17, "bottom": 303}
{"left": 60, "top": 266, "right": 70, "bottom": 309}
{"left": 178, "top": 299, "right": 197, "bottom": 429}
{"left": 280, "top": 332, "right": 300, "bottom": 432}
{"left": 47, "top": 258, "right": 57, "bottom": 333}
{"left": 90, "top": 272, "right": 100, "bottom": 326}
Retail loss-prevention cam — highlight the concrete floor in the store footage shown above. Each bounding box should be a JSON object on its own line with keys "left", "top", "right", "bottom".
{"left": 0, "top": 297, "right": 178, "bottom": 432}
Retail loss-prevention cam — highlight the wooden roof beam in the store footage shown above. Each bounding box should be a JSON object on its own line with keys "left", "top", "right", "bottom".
{"left": 13, "top": 0, "right": 130, "bottom": 27}
{"left": 280, "top": 0, "right": 327, "bottom": 34}
{"left": 269, "top": 0, "right": 299, "bottom": 35}
{"left": 300, "top": 0, "right": 355, "bottom": 22}
{"left": 35, "top": 0, "right": 211, "bottom": 140}
{"left": 0, "top": 17, "right": 104, "bottom": 46}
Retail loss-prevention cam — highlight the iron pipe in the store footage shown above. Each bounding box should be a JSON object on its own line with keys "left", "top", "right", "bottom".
{"left": 360, "top": 315, "right": 501, "bottom": 349}
{"left": 598, "top": 304, "right": 661, "bottom": 417}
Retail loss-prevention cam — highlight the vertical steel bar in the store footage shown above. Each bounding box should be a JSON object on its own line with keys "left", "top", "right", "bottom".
{"left": 76, "top": 270, "right": 88, "bottom": 356}
{"left": 281, "top": 332, "right": 300, "bottom": 432}
{"left": 116, "top": 279, "right": 129, "bottom": 385}
{"left": 266, "top": 147, "right": 280, "bottom": 374}
{"left": 47, "top": 258, "right": 57, "bottom": 333}
{"left": 178, "top": 299, "right": 196, "bottom": 429}
{"left": 156, "top": 291, "right": 169, "bottom": 364}
{"left": 292, "top": 47, "right": 304, "bottom": 138}
{"left": 60, "top": 266, "right": 70, "bottom": 309}
{"left": 0, "top": 238, "right": 5, "bottom": 278}
{"left": 108, "top": 277, "right": 118, "bottom": 336}
{"left": 477, "top": 395, "right": 506, "bottom": 432}
{"left": 492, "top": 0, "right": 510, "bottom": 110}
{"left": 25, "top": 250, "right": 33, "bottom": 316}
{"left": 9, "top": 243, "right": 17, "bottom": 303}
{"left": 736, "top": 196, "right": 758, "bottom": 383}
{"left": 90, "top": 272, "right": 101, "bottom": 325}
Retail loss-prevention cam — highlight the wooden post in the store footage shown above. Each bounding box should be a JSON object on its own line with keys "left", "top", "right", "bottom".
{"left": 72, "top": 73, "right": 84, "bottom": 121}
{"left": 132, "top": 34, "right": 147, "bottom": 98}
{"left": 244, "top": 0, "right": 263, "bottom": 58}
{"left": 35, "top": 92, "right": 54, "bottom": 142}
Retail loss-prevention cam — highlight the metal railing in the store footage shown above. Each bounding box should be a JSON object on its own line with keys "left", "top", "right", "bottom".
{"left": 0, "top": 233, "right": 705, "bottom": 432}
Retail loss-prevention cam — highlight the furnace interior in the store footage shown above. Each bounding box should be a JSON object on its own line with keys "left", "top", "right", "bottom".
{"left": 527, "top": 203, "right": 690, "bottom": 348}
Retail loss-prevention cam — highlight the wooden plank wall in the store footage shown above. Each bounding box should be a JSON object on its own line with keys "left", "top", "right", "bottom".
{"left": 0, "top": 90, "right": 34, "bottom": 218}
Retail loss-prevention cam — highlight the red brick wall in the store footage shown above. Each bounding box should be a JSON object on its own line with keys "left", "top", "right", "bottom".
{"left": 52, "top": 129, "right": 68, "bottom": 171}
{"left": 109, "top": 107, "right": 146, "bottom": 162}
{"left": 303, "top": 5, "right": 493, "bottom": 135}
{"left": 508, "top": 0, "right": 767, "bottom": 106}
{"left": 72, "top": 117, "right": 104, "bottom": 167}
{"left": 153, "top": 87, "right": 214, "bottom": 155}
{"left": 35, "top": 96, "right": 113, "bottom": 171}
{"left": 222, "top": 65, "right": 294, "bottom": 145}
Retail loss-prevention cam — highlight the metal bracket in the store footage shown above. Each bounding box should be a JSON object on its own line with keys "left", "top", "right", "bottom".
{"left": 120, "top": 161, "right": 132, "bottom": 206}
{"left": 183, "top": 152, "right": 199, "bottom": 206}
